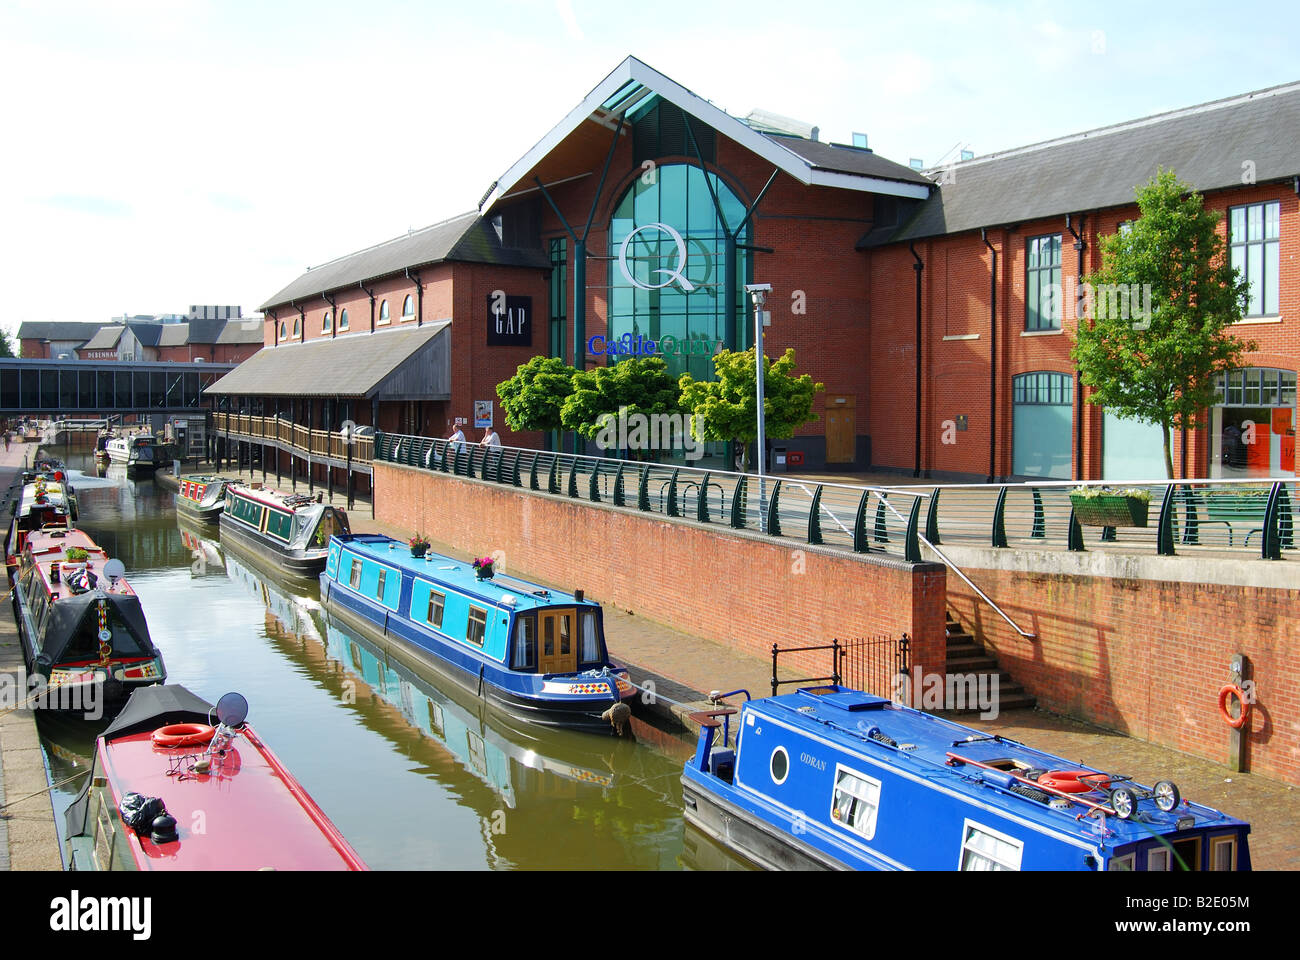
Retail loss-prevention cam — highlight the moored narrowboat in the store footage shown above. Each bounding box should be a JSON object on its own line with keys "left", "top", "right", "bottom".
{"left": 682, "top": 685, "right": 1251, "bottom": 871}
{"left": 106, "top": 434, "right": 162, "bottom": 473}
{"left": 174, "top": 475, "right": 230, "bottom": 523}
{"left": 64, "top": 685, "right": 367, "bottom": 870}
{"left": 320, "top": 533, "right": 636, "bottom": 731}
{"left": 7, "top": 473, "right": 75, "bottom": 561}
{"left": 11, "top": 527, "right": 166, "bottom": 709}
{"left": 219, "top": 482, "right": 349, "bottom": 577}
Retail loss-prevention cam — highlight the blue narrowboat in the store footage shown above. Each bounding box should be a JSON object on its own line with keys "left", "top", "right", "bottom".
{"left": 320, "top": 533, "right": 636, "bottom": 731}
{"left": 683, "top": 685, "right": 1251, "bottom": 871}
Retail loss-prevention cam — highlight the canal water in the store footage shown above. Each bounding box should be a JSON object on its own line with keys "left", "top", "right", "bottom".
{"left": 35, "top": 456, "right": 744, "bottom": 870}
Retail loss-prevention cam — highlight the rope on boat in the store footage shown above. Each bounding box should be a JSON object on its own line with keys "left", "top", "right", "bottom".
{"left": 0, "top": 770, "right": 90, "bottom": 811}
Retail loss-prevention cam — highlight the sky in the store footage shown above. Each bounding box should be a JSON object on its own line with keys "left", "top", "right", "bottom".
{"left": 3, "top": 0, "right": 1298, "bottom": 344}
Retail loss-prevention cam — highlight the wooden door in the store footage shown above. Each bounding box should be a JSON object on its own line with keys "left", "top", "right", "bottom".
{"left": 538, "top": 608, "right": 577, "bottom": 675}
{"left": 825, "top": 395, "right": 856, "bottom": 463}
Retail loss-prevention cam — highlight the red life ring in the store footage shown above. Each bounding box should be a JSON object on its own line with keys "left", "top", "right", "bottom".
{"left": 1218, "top": 685, "right": 1250, "bottom": 729}
{"left": 151, "top": 723, "right": 216, "bottom": 747}
{"left": 1037, "top": 770, "right": 1110, "bottom": 793}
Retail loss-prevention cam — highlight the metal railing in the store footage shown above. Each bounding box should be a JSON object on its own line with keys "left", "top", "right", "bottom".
{"left": 213, "top": 412, "right": 374, "bottom": 464}
{"left": 770, "top": 636, "right": 911, "bottom": 700}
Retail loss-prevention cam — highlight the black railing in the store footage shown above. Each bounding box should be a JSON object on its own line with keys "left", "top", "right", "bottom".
{"left": 770, "top": 635, "right": 910, "bottom": 700}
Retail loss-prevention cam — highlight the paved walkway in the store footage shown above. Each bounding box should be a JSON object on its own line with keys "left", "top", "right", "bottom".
{"left": 200, "top": 460, "right": 1300, "bottom": 869}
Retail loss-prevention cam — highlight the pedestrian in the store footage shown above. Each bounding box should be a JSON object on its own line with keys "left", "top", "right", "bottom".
{"left": 3, "top": 431, "right": 9, "bottom": 452}
{"left": 448, "top": 423, "right": 466, "bottom": 447}
{"left": 480, "top": 426, "right": 501, "bottom": 448}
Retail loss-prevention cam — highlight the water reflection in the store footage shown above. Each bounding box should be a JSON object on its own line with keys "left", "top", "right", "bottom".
{"left": 35, "top": 454, "right": 734, "bottom": 870}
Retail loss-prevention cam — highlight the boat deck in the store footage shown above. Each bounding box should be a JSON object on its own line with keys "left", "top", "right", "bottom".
{"left": 25, "top": 529, "right": 135, "bottom": 601}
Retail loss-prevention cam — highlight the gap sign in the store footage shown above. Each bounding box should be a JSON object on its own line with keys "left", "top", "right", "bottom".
{"left": 487, "top": 295, "right": 532, "bottom": 347}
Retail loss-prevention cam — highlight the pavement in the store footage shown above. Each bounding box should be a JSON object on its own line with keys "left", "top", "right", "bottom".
{"left": 199, "top": 457, "right": 1300, "bottom": 869}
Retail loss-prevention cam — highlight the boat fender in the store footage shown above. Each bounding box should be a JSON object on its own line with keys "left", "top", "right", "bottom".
{"left": 151, "top": 723, "right": 217, "bottom": 747}
{"left": 1037, "top": 770, "right": 1109, "bottom": 793}
{"left": 1218, "top": 685, "right": 1251, "bottom": 729}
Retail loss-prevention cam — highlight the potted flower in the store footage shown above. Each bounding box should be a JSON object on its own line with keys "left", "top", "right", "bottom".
{"left": 409, "top": 534, "right": 431, "bottom": 558}
{"left": 472, "top": 556, "right": 495, "bottom": 579}
{"left": 1068, "top": 487, "right": 1152, "bottom": 527}
{"left": 64, "top": 546, "right": 89, "bottom": 562}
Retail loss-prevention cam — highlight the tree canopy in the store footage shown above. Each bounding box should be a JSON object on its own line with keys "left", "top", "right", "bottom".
{"left": 1073, "top": 169, "right": 1253, "bottom": 478}
{"left": 679, "top": 347, "right": 823, "bottom": 471}
{"left": 495, "top": 355, "right": 578, "bottom": 433}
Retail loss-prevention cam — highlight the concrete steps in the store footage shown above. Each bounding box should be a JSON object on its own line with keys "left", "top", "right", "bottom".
{"left": 944, "top": 612, "right": 1036, "bottom": 713}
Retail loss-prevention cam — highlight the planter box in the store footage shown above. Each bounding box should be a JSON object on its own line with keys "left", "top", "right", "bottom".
{"left": 1069, "top": 494, "right": 1150, "bottom": 528}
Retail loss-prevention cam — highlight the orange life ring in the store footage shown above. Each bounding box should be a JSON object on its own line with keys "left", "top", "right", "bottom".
{"left": 151, "top": 723, "right": 216, "bottom": 747}
{"left": 1218, "top": 685, "right": 1250, "bottom": 729}
{"left": 1037, "top": 770, "right": 1110, "bottom": 793}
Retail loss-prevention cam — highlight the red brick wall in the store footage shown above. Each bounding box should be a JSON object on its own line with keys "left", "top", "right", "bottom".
{"left": 947, "top": 569, "right": 1300, "bottom": 785}
{"left": 374, "top": 461, "right": 948, "bottom": 687}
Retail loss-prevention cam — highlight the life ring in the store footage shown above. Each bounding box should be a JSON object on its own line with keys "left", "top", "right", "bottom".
{"left": 1037, "top": 770, "right": 1110, "bottom": 793}
{"left": 151, "top": 723, "right": 216, "bottom": 747}
{"left": 1218, "top": 685, "right": 1250, "bottom": 729}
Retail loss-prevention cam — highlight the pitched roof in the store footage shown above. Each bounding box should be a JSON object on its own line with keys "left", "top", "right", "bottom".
{"left": 888, "top": 80, "right": 1300, "bottom": 243}
{"left": 764, "top": 135, "right": 932, "bottom": 187}
{"left": 125, "top": 321, "right": 163, "bottom": 347}
{"left": 157, "top": 323, "right": 191, "bottom": 347}
{"left": 216, "top": 319, "right": 265, "bottom": 344}
{"left": 17, "top": 321, "right": 105, "bottom": 343}
{"left": 258, "top": 214, "right": 549, "bottom": 312}
{"left": 80, "top": 325, "right": 125, "bottom": 351}
{"left": 204, "top": 322, "right": 449, "bottom": 397}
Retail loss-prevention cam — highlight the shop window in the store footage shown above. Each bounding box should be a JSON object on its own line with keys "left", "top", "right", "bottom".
{"left": 1026, "top": 234, "right": 1062, "bottom": 331}
{"left": 1229, "top": 201, "right": 1280, "bottom": 316}
{"left": 1211, "top": 367, "right": 1296, "bottom": 477}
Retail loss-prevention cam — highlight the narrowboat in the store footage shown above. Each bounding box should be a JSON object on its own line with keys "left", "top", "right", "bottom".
{"left": 93, "top": 431, "right": 113, "bottom": 466}
{"left": 682, "top": 685, "right": 1251, "bottom": 871}
{"left": 7, "top": 473, "right": 75, "bottom": 561}
{"left": 174, "top": 475, "right": 229, "bottom": 523}
{"left": 10, "top": 527, "right": 166, "bottom": 708}
{"left": 106, "top": 434, "right": 161, "bottom": 473}
{"left": 320, "top": 533, "right": 637, "bottom": 731}
{"left": 63, "top": 685, "right": 367, "bottom": 870}
{"left": 219, "top": 482, "right": 349, "bottom": 577}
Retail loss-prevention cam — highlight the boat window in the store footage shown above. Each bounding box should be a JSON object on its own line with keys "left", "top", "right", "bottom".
{"left": 511, "top": 615, "right": 536, "bottom": 669}
{"left": 376, "top": 569, "right": 387, "bottom": 601}
{"left": 466, "top": 606, "right": 487, "bottom": 646}
{"left": 1170, "top": 836, "right": 1202, "bottom": 871}
{"left": 349, "top": 558, "right": 362, "bottom": 589}
{"left": 770, "top": 746, "right": 790, "bottom": 785}
{"left": 558, "top": 612, "right": 570, "bottom": 655}
{"left": 959, "top": 821, "right": 1024, "bottom": 871}
{"left": 426, "top": 591, "right": 445, "bottom": 629}
{"left": 830, "top": 766, "right": 882, "bottom": 841}
{"left": 579, "top": 611, "right": 600, "bottom": 663}
{"left": 1209, "top": 835, "right": 1237, "bottom": 871}
{"left": 266, "top": 509, "right": 293, "bottom": 542}
{"left": 1108, "top": 854, "right": 1135, "bottom": 871}
{"left": 1148, "top": 847, "right": 1172, "bottom": 871}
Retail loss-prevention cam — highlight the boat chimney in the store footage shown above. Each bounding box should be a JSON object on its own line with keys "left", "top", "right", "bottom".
{"left": 574, "top": 589, "right": 584, "bottom": 603}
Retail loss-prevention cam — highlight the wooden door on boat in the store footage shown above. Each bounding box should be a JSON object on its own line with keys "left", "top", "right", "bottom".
{"left": 538, "top": 608, "right": 577, "bottom": 675}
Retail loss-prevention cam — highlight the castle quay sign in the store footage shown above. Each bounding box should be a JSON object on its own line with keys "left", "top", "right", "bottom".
{"left": 587, "top": 333, "right": 723, "bottom": 357}
{"left": 617, "top": 222, "right": 696, "bottom": 293}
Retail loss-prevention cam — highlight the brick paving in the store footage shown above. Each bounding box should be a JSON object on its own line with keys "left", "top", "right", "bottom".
{"left": 175, "top": 461, "right": 1300, "bottom": 869}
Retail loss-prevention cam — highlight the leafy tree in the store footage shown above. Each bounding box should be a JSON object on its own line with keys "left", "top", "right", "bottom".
{"left": 1073, "top": 169, "right": 1253, "bottom": 478}
{"left": 679, "top": 347, "right": 824, "bottom": 472}
{"left": 495, "top": 355, "right": 578, "bottom": 433}
{"left": 0, "top": 329, "right": 15, "bottom": 359}
{"left": 560, "top": 356, "right": 682, "bottom": 444}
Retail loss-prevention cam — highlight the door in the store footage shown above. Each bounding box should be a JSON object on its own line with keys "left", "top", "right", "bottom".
{"left": 538, "top": 608, "right": 577, "bottom": 675}
{"left": 825, "top": 394, "right": 856, "bottom": 463}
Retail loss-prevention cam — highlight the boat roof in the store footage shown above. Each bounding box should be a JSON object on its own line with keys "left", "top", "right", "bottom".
{"left": 334, "top": 533, "right": 598, "bottom": 614}
{"left": 76, "top": 685, "right": 365, "bottom": 870}
{"left": 228, "top": 482, "right": 324, "bottom": 513}
{"left": 748, "top": 687, "right": 1248, "bottom": 845}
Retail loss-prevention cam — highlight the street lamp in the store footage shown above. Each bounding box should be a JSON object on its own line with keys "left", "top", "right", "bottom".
{"left": 745, "top": 283, "right": 771, "bottom": 527}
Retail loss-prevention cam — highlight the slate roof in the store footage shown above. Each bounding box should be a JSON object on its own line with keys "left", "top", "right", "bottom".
{"left": 884, "top": 80, "right": 1300, "bottom": 244}
{"left": 216, "top": 319, "right": 266, "bottom": 344}
{"left": 204, "top": 322, "right": 448, "bottom": 397}
{"left": 80, "top": 326, "right": 124, "bottom": 350}
{"left": 765, "top": 135, "right": 933, "bottom": 187}
{"left": 259, "top": 214, "right": 549, "bottom": 312}
{"left": 126, "top": 321, "right": 163, "bottom": 347}
{"left": 16, "top": 321, "right": 105, "bottom": 343}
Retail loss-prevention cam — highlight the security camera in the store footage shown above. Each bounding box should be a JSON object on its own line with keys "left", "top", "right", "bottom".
{"left": 744, "top": 283, "right": 772, "bottom": 293}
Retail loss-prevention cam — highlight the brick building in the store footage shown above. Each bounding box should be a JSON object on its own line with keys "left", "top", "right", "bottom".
{"left": 218, "top": 57, "right": 1299, "bottom": 482}
{"left": 19, "top": 310, "right": 263, "bottom": 365}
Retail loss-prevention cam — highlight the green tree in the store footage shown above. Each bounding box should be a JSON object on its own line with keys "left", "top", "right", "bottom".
{"left": 495, "top": 355, "right": 578, "bottom": 433}
{"left": 0, "top": 329, "right": 16, "bottom": 359}
{"left": 1073, "top": 169, "right": 1253, "bottom": 478}
{"left": 560, "top": 356, "right": 682, "bottom": 446}
{"left": 679, "top": 347, "right": 824, "bottom": 472}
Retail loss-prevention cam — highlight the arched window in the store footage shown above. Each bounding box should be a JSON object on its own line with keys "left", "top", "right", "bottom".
{"left": 339, "top": 309, "right": 349, "bottom": 331}
{"left": 279, "top": 321, "right": 287, "bottom": 340}
{"left": 608, "top": 163, "right": 748, "bottom": 382}
{"left": 1012, "top": 372, "right": 1073, "bottom": 478}
{"left": 292, "top": 316, "right": 300, "bottom": 337}
{"left": 323, "top": 309, "right": 332, "bottom": 333}
{"left": 402, "top": 295, "right": 414, "bottom": 320}
{"left": 379, "top": 299, "right": 390, "bottom": 324}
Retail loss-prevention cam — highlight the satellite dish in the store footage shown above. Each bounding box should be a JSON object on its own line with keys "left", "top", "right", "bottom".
{"left": 216, "top": 692, "right": 249, "bottom": 727}
{"left": 103, "top": 559, "right": 126, "bottom": 579}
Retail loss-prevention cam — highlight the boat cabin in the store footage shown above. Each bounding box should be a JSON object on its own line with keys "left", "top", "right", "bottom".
{"left": 8, "top": 476, "right": 73, "bottom": 558}
{"left": 221, "top": 483, "right": 350, "bottom": 573}
{"left": 683, "top": 686, "right": 1251, "bottom": 871}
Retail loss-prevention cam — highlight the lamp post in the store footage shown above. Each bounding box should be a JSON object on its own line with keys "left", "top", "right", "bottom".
{"left": 745, "top": 283, "right": 772, "bottom": 528}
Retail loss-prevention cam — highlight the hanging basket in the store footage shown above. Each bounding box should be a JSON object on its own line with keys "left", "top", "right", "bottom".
{"left": 1069, "top": 494, "right": 1149, "bottom": 528}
